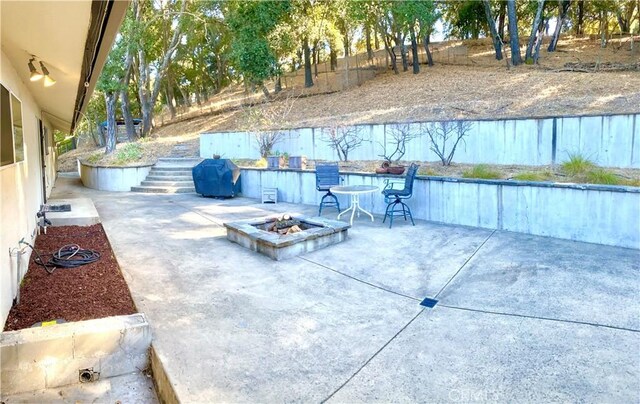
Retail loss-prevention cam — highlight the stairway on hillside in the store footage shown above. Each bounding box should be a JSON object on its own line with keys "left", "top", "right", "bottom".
{"left": 131, "top": 157, "right": 202, "bottom": 193}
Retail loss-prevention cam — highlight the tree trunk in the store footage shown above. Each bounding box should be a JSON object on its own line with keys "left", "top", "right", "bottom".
{"left": 329, "top": 47, "right": 337, "bottom": 71}
{"left": 275, "top": 75, "right": 282, "bottom": 93}
{"left": 526, "top": 0, "right": 545, "bottom": 62}
{"left": 261, "top": 84, "right": 271, "bottom": 100}
{"left": 312, "top": 44, "right": 319, "bottom": 78}
{"left": 383, "top": 33, "right": 399, "bottom": 74}
{"left": 398, "top": 33, "right": 408, "bottom": 72}
{"left": 600, "top": 10, "right": 608, "bottom": 48}
{"left": 365, "top": 23, "right": 374, "bottom": 60}
{"left": 121, "top": 89, "right": 137, "bottom": 140}
{"left": 165, "top": 84, "right": 176, "bottom": 120}
{"left": 410, "top": 28, "right": 419, "bottom": 74}
{"left": 548, "top": 0, "right": 570, "bottom": 52}
{"left": 483, "top": 0, "right": 504, "bottom": 60}
{"left": 533, "top": 17, "right": 545, "bottom": 63}
{"left": 176, "top": 81, "right": 191, "bottom": 108}
{"left": 104, "top": 92, "right": 118, "bottom": 154}
{"left": 616, "top": 10, "right": 629, "bottom": 34}
{"left": 576, "top": 0, "right": 584, "bottom": 35}
{"left": 507, "top": 0, "right": 522, "bottom": 65}
{"left": 137, "top": 50, "right": 153, "bottom": 137}
{"left": 498, "top": 1, "right": 507, "bottom": 39}
{"left": 423, "top": 32, "right": 434, "bottom": 66}
{"left": 303, "top": 37, "right": 313, "bottom": 88}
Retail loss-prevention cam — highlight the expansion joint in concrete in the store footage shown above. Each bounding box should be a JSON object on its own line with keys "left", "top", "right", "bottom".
{"left": 166, "top": 199, "right": 224, "bottom": 226}
{"left": 320, "top": 308, "right": 426, "bottom": 403}
{"left": 299, "top": 257, "right": 421, "bottom": 302}
{"left": 434, "top": 229, "right": 496, "bottom": 299}
{"left": 439, "top": 304, "right": 640, "bottom": 334}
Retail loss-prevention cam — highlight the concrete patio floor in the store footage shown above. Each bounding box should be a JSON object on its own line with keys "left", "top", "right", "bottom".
{"left": 52, "top": 175, "right": 640, "bottom": 402}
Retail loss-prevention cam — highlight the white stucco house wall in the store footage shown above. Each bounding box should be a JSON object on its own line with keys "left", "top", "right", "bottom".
{"left": 0, "top": 0, "right": 129, "bottom": 329}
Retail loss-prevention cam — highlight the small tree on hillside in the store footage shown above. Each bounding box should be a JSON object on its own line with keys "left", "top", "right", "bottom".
{"left": 321, "top": 124, "right": 367, "bottom": 162}
{"left": 241, "top": 93, "right": 298, "bottom": 158}
{"left": 422, "top": 120, "right": 474, "bottom": 166}
{"left": 379, "top": 123, "right": 423, "bottom": 163}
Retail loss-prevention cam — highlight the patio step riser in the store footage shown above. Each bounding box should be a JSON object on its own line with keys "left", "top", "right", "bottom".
{"left": 132, "top": 158, "right": 200, "bottom": 193}
{"left": 145, "top": 175, "right": 193, "bottom": 181}
{"left": 141, "top": 180, "right": 195, "bottom": 187}
{"left": 148, "top": 166, "right": 195, "bottom": 172}
{"left": 155, "top": 158, "right": 202, "bottom": 167}
{"left": 131, "top": 186, "right": 196, "bottom": 194}
{"left": 149, "top": 170, "right": 192, "bottom": 176}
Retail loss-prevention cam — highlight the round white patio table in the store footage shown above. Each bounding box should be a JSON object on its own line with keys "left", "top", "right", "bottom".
{"left": 330, "top": 185, "right": 379, "bottom": 225}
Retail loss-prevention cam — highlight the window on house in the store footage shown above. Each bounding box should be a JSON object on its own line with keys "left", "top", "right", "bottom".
{"left": 0, "top": 84, "right": 25, "bottom": 166}
{"left": 0, "top": 84, "right": 13, "bottom": 166}
{"left": 11, "top": 94, "right": 24, "bottom": 162}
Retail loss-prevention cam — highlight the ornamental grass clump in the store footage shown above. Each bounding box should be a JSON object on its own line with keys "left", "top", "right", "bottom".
{"left": 462, "top": 164, "right": 502, "bottom": 179}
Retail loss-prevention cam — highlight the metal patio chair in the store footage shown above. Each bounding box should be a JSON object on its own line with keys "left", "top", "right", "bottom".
{"left": 316, "top": 162, "right": 342, "bottom": 215}
{"left": 382, "top": 163, "right": 419, "bottom": 228}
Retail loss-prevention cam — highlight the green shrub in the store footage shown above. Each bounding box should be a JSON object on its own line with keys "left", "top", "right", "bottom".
{"left": 86, "top": 153, "right": 102, "bottom": 164}
{"left": 512, "top": 171, "right": 552, "bottom": 182}
{"left": 585, "top": 168, "right": 622, "bottom": 185}
{"left": 562, "top": 153, "right": 595, "bottom": 176}
{"left": 462, "top": 164, "right": 502, "bottom": 179}
{"left": 255, "top": 158, "right": 267, "bottom": 168}
{"left": 114, "top": 142, "right": 143, "bottom": 165}
{"left": 419, "top": 168, "right": 440, "bottom": 176}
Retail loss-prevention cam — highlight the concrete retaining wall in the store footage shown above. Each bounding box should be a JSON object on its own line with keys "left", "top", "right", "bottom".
{"left": 79, "top": 162, "right": 153, "bottom": 192}
{"left": 0, "top": 313, "right": 151, "bottom": 396}
{"left": 202, "top": 113, "right": 640, "bottom": 168}
{"left": 239, "top": 168, "right": 640, "bottom": 249}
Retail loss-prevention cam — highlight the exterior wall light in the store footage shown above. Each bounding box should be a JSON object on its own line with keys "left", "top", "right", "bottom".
{"left": 28, "top": 58, "right": 43, "bottom": 81}
{"left": 40, "top": 62, "right": 56, "bottom": 87}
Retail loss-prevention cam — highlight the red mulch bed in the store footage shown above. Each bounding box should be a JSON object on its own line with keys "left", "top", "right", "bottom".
{"left": 4, "top": 224, "right": 136, "bottom": 331}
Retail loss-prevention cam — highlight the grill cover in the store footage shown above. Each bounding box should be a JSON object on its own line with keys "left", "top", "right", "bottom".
{"left": 192, "top": 159, "right": 241, "bottom": 197}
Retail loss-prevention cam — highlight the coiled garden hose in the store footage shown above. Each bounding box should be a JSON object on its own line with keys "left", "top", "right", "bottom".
{"left": 21, "top": 242, "right": 100, "bottom": 274}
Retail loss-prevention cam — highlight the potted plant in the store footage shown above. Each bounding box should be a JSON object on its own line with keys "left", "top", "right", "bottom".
{"left": 376, "top": 160, "right": 405, "bottom": 175}
{"left": 266, "top": 151, "right": 286, "bottom": 169}
{"left": 375, "top": 123, "right": 422, "bottom": 175}
{"left": 288, "top": 155, "right": 307, "bottom": 169}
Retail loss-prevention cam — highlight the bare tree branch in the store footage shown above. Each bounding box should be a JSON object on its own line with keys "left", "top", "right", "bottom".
{"left": 321, "top": 124, "right": 367, "bottom": 162}
{"left": 422, "top": 121, "right": 474, "bottom": 166}
{"left": 379, "top": 123, "right": 422, "bottom": 163}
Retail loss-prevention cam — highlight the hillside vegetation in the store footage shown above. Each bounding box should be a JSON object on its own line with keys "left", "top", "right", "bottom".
{"left": 62, "top": 36, "right": 639, "bottom": 172}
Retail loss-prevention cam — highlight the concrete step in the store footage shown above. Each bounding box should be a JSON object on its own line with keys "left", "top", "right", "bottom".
{"left": 145, "top": 175, "right": 193, "bottom": 181}
{"left": 148, "top": 170, "right": 192, "bottom": 176}
{"left": 155, "top": 158, "right": 202, "bottom": 167}
{"left": 140, "top": 180, "right": 195, "bottom": 187}
{"left": 148, "top": 166, "right": 195, "bottom": 172}
{"left": 131, "top": 185, "right": 196, "bottom": 193}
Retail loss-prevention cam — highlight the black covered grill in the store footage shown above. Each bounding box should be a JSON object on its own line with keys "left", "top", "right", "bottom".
{"left": 192, "top": 159, "right": 241, "bottom": 197}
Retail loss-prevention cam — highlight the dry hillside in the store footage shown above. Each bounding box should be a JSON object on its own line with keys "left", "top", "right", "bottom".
{"left": 60, "top": 36, "right": 639, "bottom": 171}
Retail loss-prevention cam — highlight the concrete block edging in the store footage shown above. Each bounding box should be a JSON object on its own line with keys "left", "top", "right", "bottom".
{"left": 0, "top": 313, "right": 152, "bottom": 397}
{"left": 239, "top": 168, "right": 640, "bottom": 249}
{"left": 79, "top": 161, "right": 153, "bottom": 192}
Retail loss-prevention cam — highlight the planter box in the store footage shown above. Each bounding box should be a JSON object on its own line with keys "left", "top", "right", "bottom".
{"left": 79, "top": 161, "right": 153, "bottom": 191}
{"left": 288, "top": 156, "right": 307, "bottom": 170}
{"left": 237, "top": 167, "right": 640, "bottom": 249}
{"left": 266, "top": 156, "right": 285, "bottom": 169}
{"left": 0, "top": 313, "right": 151, "bottom": 396}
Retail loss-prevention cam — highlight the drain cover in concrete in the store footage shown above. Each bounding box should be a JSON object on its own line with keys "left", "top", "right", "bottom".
{"left": 45, "top": 204, "right": 72, "bottom": 212}
{"left": 420, "top": 298, "right": 439, "bottom": 308}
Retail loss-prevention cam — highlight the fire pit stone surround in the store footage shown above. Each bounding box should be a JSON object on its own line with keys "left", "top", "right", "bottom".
{"left": 224, "top": 216, "right": 350, "bottom": 260}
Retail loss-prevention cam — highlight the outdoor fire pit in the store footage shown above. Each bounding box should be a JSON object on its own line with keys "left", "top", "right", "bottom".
{"left": 224, "top": 214, "right": 350, "bottom": 260}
